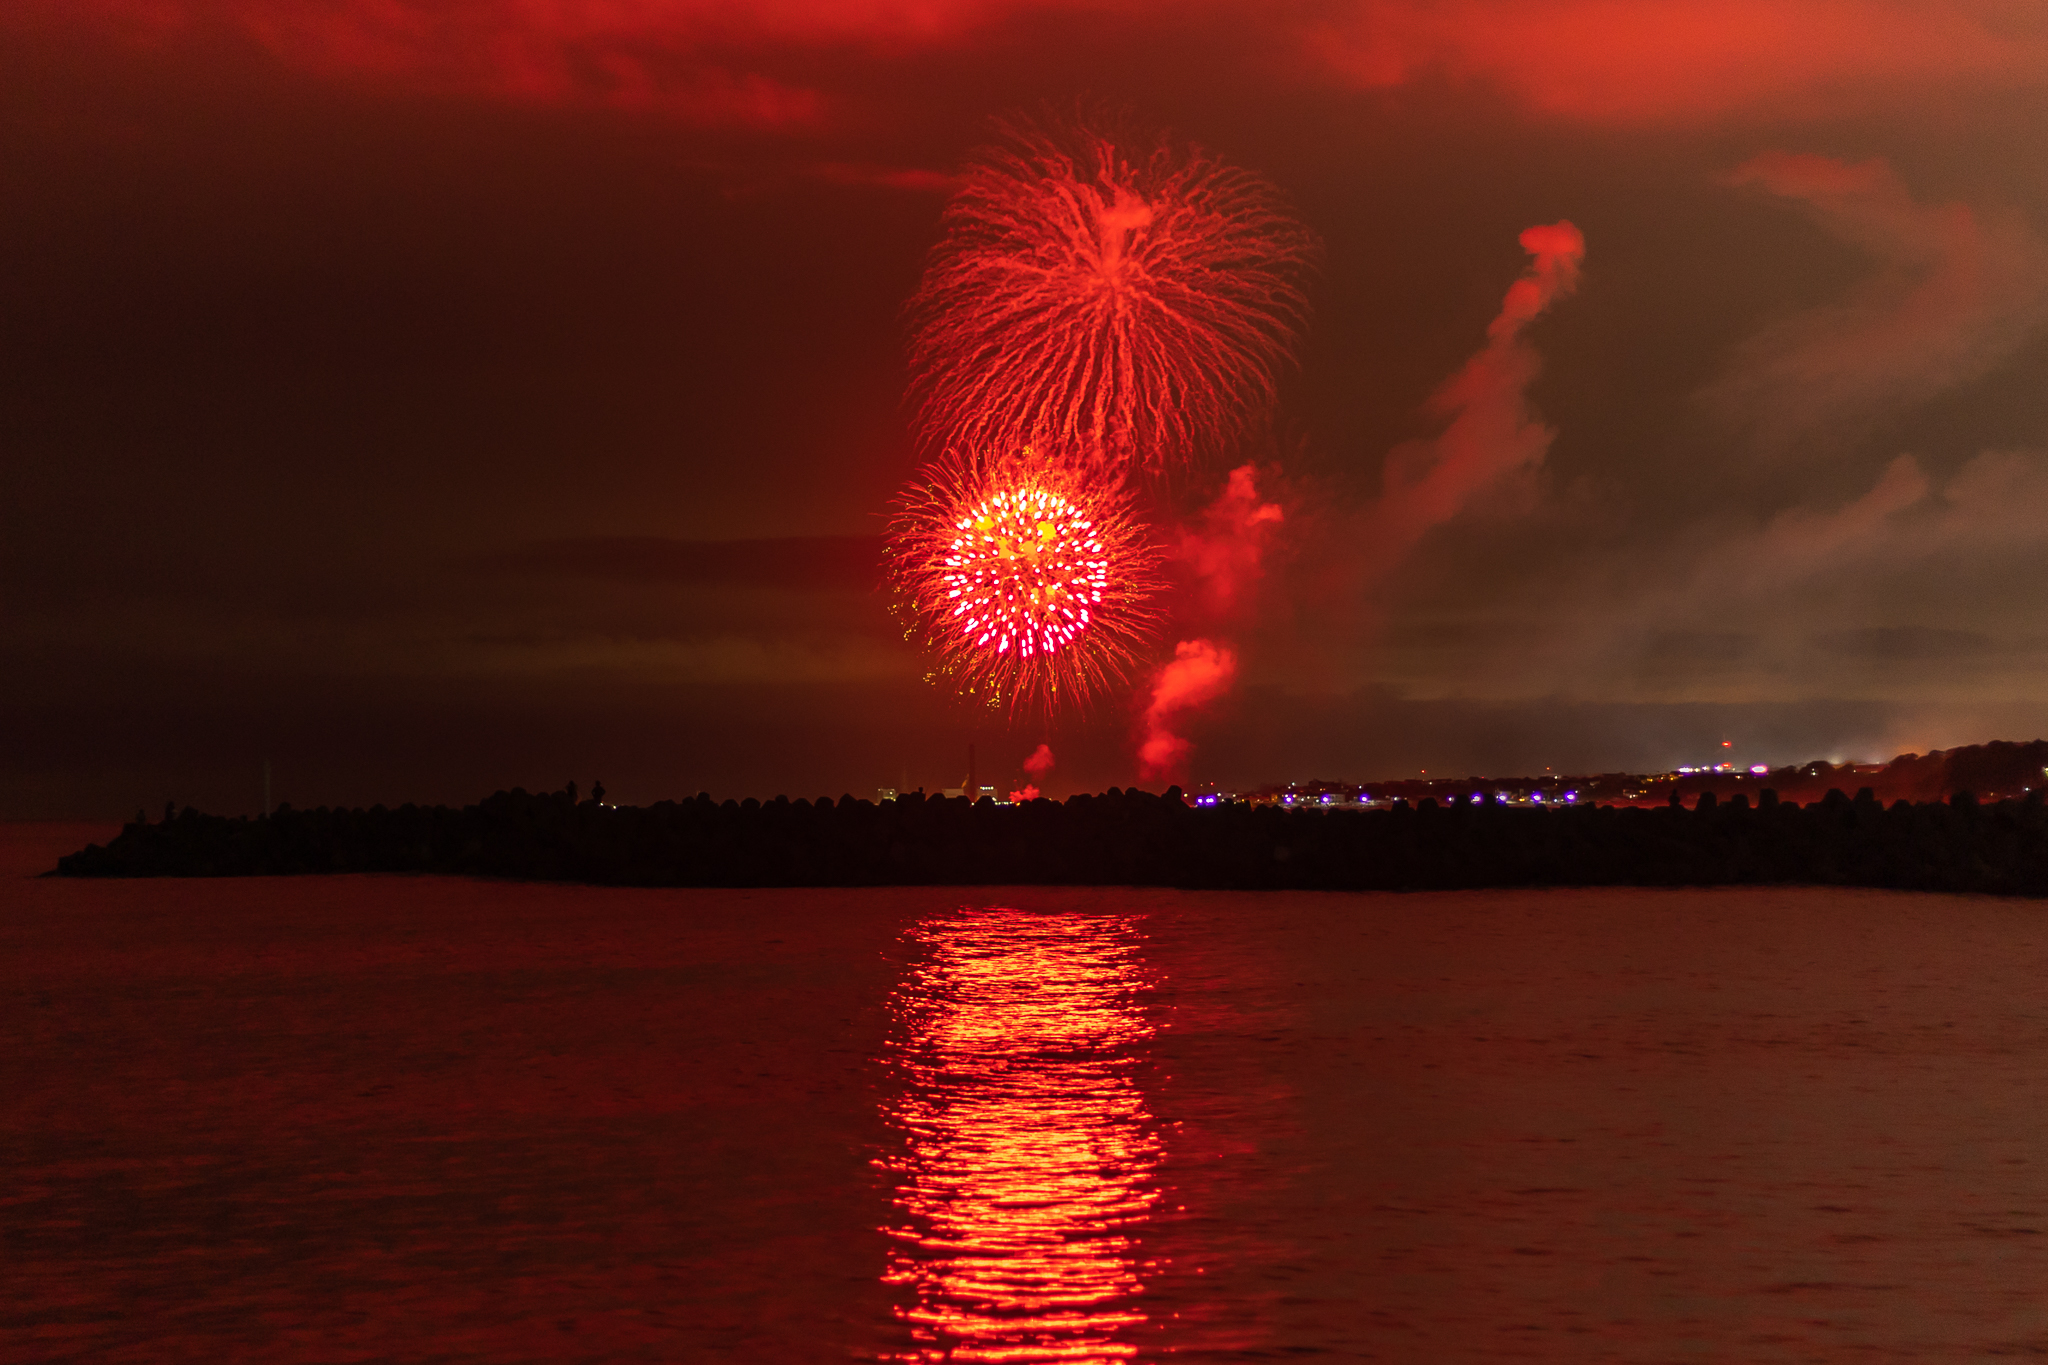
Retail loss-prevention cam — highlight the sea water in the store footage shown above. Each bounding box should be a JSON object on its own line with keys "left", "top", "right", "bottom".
{"left": 5, "top": 825, "right": 2046, "bottom": 1361}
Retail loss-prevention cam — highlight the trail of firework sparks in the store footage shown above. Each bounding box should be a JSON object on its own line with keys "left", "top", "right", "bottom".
{"left": 885, "top": 447, "right": 1165, "bottom": 715}
{"left": 908, "top": 114, "right": 1318, "bottom": 482}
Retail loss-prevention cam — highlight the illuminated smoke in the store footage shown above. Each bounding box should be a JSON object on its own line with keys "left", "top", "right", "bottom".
{"left": 1364, "top": 221, "right": 1584, "bottom": 577}
{"left": 1137, "top": 638, "right": 1237, "bottom": 779}
{"left": 1007, "top": 743, "right": 1054, "bottom": 801}
{"left": 1180, "top": 462, "right": 1284, "bottom": 617}
{"left": 1126, "top": 465, "right": 1282, "bottom": 778}
{"left": 885, "top": 446, "right": 1165, "bottom": 715}
{"left": 907, "top": 114, "right": 1319, "bottom": 480}
{"left": 1006, "top": 745, "right": 1053, "bottom": 801}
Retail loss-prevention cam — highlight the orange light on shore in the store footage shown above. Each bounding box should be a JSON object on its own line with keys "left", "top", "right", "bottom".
{"left": 878, "top": 907, "right": 1161, "bottom": 1362}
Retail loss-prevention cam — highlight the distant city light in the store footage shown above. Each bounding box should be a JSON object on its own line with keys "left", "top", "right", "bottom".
{"left": 1750, "top": 764, "right": 1768, "bottom": 774}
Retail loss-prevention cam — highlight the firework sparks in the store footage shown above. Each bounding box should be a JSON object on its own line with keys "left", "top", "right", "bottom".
{"left": 886, "top": 448, "right": 1164, "bottom": 714}
{"left": 907, "top": 114, "right": 1318, "bottom": 480}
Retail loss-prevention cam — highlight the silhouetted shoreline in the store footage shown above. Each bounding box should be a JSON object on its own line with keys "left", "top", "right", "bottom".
{"left": 49, "top": 784, "right": 2048, "bottom": 895}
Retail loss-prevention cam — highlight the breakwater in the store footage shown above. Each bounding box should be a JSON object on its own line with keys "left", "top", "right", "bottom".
{"left": 50, "top": 786, "right": 2048, "bottom": 894}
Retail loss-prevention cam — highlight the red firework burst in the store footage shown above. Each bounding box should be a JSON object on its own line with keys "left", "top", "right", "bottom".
{"left": 886, "top": 449, "right": 1164, "bottom": 714}
{"left": 908, "top": 115, "right": 1318, "bottom": 480}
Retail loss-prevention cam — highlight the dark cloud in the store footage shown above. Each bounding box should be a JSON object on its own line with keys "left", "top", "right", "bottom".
{"left": 1642, "top": 632, "right": 1761, "bottom": 665}
{"left": 1814, "top": 627, "right": 1996, "bottom": 660}
{"left": 481, "top": 535, "right": 886, "bottom": 591}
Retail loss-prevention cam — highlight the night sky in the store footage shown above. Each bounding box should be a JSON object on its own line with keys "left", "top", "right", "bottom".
{"left": 8, "top": 2, "right": 2048, "bottom": 817}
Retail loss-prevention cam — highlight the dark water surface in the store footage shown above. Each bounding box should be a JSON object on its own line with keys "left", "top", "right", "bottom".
{"left": 6, "top": 824, "right": 2047, "bottom": 1361}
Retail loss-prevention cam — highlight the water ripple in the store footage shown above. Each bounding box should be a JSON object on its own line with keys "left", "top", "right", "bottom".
{"left": 878, "top": 906, "right": 1161, "bottom": 1363}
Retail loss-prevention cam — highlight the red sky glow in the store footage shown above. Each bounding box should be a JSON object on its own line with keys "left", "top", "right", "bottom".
{"left": 4, "top": 0, "right": 2047, "bottom": 813}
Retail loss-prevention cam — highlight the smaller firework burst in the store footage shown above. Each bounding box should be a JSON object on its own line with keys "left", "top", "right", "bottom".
{"left": 887, "top": 448, "right": 1164, "bottom": 715}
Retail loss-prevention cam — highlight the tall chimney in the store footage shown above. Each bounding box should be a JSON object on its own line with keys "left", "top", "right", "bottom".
{"left": 967, "top": 743, "right": 977, "bottom": 805}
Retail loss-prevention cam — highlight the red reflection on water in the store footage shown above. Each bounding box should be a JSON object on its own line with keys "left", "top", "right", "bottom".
{"left": 879, "top": 906, "right": 1161, "bottom": 1363}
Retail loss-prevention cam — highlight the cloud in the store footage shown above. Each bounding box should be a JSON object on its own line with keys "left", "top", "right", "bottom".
{"left": 1307, "top": 0, "right": 2048, "bottom": 125}
{"left": 20, "top": 0, "right": 911, "bottom": 126}
{"left": 238, "top": 5, "right": 834, "bottom": 126}
{"left": 1022, "top": 742, "right": 1055, "bottom": 776}
{"left": 433, "top": 631, "right": 906, "bottom": 684}
{"left": 1641, "top": 631, "right": 1760, "bottom": 666}
{"left": 2, "top": 527, "right": 908, "bottom": 706}
{"left": 1813, "top": 626, "right": 1995, "bottom": 660}
{"left": 803, "top": 162, "right": 959, "bottom": 193}
{"left": 1708, "top": 154, "right": 2048, "bottom": 448}
{"left": 34, "top": 0, "right": 2048, "bottom": 130}
{"left": 1531, "top": 445, "right": 2048, "bottom": 705}
{"left": 1745, "top": 451, "right": 1932, "bottom": 580}
{"left": 480, "top": 535, "right": 884, "bottom": 591}
{"left": 1744, "top": 446, "right": 2048, "bottom": 585}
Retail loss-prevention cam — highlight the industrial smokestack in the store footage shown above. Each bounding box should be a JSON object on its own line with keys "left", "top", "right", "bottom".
{"left": 967, "top": 743, "right": 977, "bottom": 805}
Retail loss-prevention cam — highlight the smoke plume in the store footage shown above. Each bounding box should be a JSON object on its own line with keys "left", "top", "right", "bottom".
{"left": 1137, "top": 639, "right": 1238, "bottom": 779}
{"left": 1008, "top": 742, "right": 1054, "bottom": 801}
{"left": 1130, "top": 465, "right": 1284, "bottom": 780}
{"left": 1362, "top": 221, "right": 1585, "bottom": 582}
{"left": 1180, "top": 463, "right": 1285, "bottom": 618}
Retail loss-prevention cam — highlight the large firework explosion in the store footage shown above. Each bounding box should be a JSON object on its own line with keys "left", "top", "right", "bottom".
{"left": 907, "top": 115, "right": 1319, "bottom": 482}
{"left": 885, "top": 448, "right": 1164, "bottom": 715}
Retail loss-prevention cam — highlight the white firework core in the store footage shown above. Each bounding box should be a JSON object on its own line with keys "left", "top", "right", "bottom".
{"left": 943, "top": 488, "right": 1108, "bottom": 659}
{"left": 885, "top": 445, "right": 1165, "bottom": 716}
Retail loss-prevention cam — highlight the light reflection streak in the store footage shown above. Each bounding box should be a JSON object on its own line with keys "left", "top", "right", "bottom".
{"left": 879, "top": 906, "right": 1161, "bottom": 1363}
